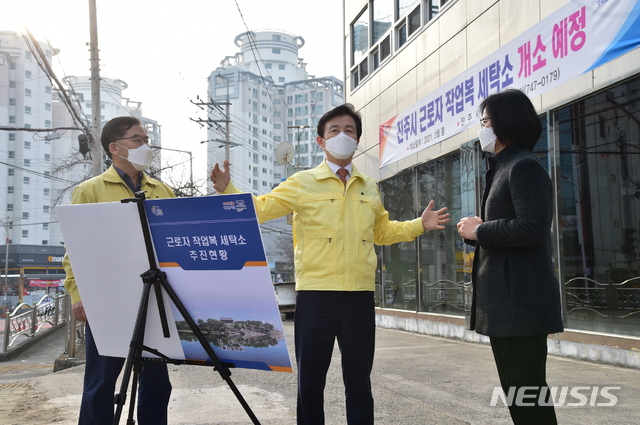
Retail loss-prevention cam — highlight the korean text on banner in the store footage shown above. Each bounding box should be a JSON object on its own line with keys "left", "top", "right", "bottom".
{"left": 379, "top": 0, "right": 640, "bottom": 167}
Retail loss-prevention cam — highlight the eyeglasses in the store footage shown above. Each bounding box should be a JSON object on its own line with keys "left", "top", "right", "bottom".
{"left": 112, "top": 135, "right": 150, "bottom": 145}
{"left": 480, "top": 117, "right": 490, "bottom": 128}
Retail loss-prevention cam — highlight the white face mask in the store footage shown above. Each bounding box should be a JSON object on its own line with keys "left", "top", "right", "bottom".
{"left": 323, "top": 132, "right": 358, "bottom": 160}
{"left": 117, "top": 143, "right": 154, "bottom": 170}
{"left": 478, "top": 127, "right": 497, "bottom": 154}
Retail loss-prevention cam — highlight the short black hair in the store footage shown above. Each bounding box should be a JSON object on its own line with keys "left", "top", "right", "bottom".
{"left": 479, "top": 89, "right": 542, "bottom": 151}
{"left": 316, "top": 103, "right": 362, "bottom": 139}
{"left": 101, "top": 116, "right": 142, "bottom": 158}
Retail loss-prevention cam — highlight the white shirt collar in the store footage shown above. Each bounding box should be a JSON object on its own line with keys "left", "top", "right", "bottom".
{"left": 325, "top": 159, "right": 352, "bottom": 178}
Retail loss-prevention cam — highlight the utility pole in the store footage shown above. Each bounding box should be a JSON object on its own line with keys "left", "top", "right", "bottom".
{"left": 191, "top": 74, "right": 232, "bottom": 161}
{"left": 89, "top": 0, "right": 102, "bottom": 177}
{"left": 287, "top": 125, "right": 310, "bottom": 166}
{"left": 1, "top": 218, "right": 11, "bottom": 315}
{"left": 219, "top": 74, "right": 231, "bottom": 162}
{"left": 225, "top": 91, "right": 230, "bottom": 161}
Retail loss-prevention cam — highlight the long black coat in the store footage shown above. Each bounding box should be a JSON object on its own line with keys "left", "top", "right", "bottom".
{"left": 467, "top": 144, "right": 564, "bottom": 337}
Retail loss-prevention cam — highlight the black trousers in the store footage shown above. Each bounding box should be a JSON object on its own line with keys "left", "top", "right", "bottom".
{"left": 490, "top": 334, "right": 558, "bottom": 425}
{"left": 79, "top": 323, "right": 171, "bottom": 425}
{"left": 294, "top": 291, "right": 375, "bottom": 425}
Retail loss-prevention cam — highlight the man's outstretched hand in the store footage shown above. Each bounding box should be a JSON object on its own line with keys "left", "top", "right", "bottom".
{"left": 210, "top": 159, "right": 230, "bottom": 193}
{"left": 421, "top": 200, "right": 450, "bottom": 231}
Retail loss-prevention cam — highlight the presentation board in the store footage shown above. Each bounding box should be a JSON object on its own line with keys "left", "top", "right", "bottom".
{"left": 57, "top": 193, "right": 292, "bottom": 373}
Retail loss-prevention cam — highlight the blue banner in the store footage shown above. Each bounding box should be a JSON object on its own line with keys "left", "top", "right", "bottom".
{"left": 144, "top": 194, "right": 292, "bottom": 372}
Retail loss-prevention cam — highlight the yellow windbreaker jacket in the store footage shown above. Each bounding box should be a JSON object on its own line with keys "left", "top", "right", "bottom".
{"left": 223, "top": 160, "right": 424, "bottom": 291}
{"left": 62, "top": 166, "right": 175, "bottom": 304}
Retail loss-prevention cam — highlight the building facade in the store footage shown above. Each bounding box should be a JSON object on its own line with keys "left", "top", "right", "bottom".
{"left": 0, "top": 30, "right": 163, "bottom": 305}
{"left": 0, "top": 31, "right": 55, "bottom": 247}
{"left": 206, "top": 30, "right": 344, "bottom": 281}
{"left": 49, "top": 75, "right": 162, "bottom": 246}
{"left": 344, "top": 0, "right": 640, "bottom": 367}
{"left": 206, "top": 30, "right": 344, "bottom": 196}
{"left": 0, "top": 243, "right": 66, "bottom": 311}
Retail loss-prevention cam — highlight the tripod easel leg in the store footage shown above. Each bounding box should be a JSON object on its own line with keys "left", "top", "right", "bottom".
{"left": 125, "top": 360, "right": 141, "bottom": 425}
{"left": 112, "top": 193, "right": 262, "bottom": 425}
{"left": 113, "top": 277, "right": 154, "bottom": 425}
{"left": 157, "top": 272, "right": 262, "bottom": 425}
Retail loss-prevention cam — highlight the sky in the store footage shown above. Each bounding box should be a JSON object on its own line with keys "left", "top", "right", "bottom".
{"left": 2, "top": 0, "right": 344, "bottom": 191}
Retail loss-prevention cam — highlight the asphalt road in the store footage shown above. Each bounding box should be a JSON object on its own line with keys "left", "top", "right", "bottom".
{"left": 1, "top": 321, "right": 639, "bottom": 424}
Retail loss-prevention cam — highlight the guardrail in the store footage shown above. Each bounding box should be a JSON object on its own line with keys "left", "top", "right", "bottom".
{"left": 376, "top": 279, "right": 470, "bottom": 312}
{"left": 422, "top": 279, "right": 466, "bottom": 312}
{"left": 565, "top": 276, "right": 640, "bottom": 319}
{"left": 1, "top": 293, "right": 68, "bottom": 353}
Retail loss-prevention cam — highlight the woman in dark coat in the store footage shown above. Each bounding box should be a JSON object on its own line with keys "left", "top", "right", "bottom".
{"left": 457, "top": 89, "right": 564, "bottom": 425}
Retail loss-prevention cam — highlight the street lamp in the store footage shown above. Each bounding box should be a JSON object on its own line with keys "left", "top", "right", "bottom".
{"left": 0, "top": 218, "right": 13, "bottom": 314}
{"left": 150, "top": 146, "right": 194, "bottom": 196}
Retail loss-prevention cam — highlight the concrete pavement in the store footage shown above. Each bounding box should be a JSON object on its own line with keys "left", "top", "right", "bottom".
{"left": 0, "top": 320, "right": 639, "bottom": 424}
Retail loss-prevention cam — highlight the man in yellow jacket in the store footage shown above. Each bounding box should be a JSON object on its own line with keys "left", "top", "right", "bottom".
{"left": 211, "top": 104, "right": 449, "bottom": 425}
{"left": 63, "top": 116, "right": 175, "bottom": 425}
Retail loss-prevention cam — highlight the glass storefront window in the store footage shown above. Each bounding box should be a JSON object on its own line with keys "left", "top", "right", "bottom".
{"left": 417, "top": 152, "right": 463, "bottom": 314}
{"left": 534, "top": 116, "right": 549, "bottom": 170}
{"left": 379, "top": 169, "right": 417, "bottom": 309}
{"left": 554, "top": 77, "right": 640, "bottom": 337}
{"left": 375, "top": 77, "right": 640, "bottom": 340}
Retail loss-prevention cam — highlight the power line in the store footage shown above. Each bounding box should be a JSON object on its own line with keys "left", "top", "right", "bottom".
{"left": 134, "top": 0, "right": 189, "bottom": 87}
{"left": 12, "top": 221, "right": 60, "bottom": 227}
{"left": 44, "top": 35, "right": 92, "bottom": 127}
{"left": 210, "top": 22, "right": 322, "bottom": 169}
{"left": 0, "top": 161, "right": 76, "bottom": 183}
{"left": 207, "top": 107, "right": 300, "bottom": 159}
{"left": 198, "top": 91, "right": 297, "bottom": 185}
{"left": 21, "top": 28, "right": 89, "bottom": 137}
{"left": 0, "top": 126, "right": 81, "bottom": 133}
{"left": 229, "top": 0, "right": 320, "bottom": 130}
{"left": 60, "top": 77, "right": 91, "bottom": 125}
{"left": 228, "top": 3, "right": 299, "bottom": 124}
{"left": 0, "top": 74, "right": 51, "bottom": 88}
{"left": 205, "top": 113, "right": 312, "bottom": 192}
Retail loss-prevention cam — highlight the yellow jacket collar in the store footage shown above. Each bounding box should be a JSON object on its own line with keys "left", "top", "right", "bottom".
{"left": 102, "top": 166, "right": 158, "bottom": 187}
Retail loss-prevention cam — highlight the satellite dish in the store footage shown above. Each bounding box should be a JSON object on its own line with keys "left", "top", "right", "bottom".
{"left": 275, "top": 142, "right": 294, "bottom": 166}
